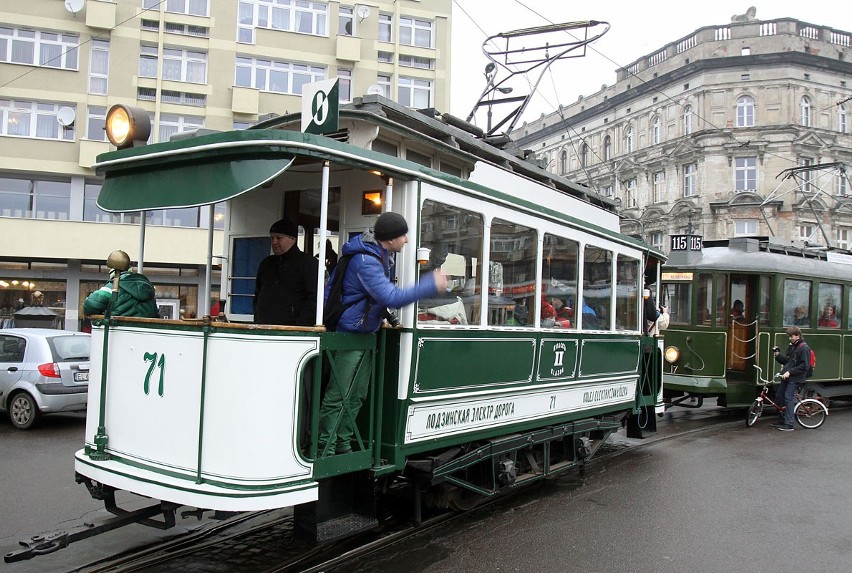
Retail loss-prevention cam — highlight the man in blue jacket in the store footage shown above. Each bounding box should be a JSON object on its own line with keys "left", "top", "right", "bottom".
{"left": 318, "top": 212, "right": 446, "bottom": 454}
{"left": 773, "top": 325, "right": 811, "bottom": 431}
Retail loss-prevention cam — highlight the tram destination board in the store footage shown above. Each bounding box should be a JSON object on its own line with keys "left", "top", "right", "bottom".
{"left": 669, "top": 234, "right": 702, "bottom": 252}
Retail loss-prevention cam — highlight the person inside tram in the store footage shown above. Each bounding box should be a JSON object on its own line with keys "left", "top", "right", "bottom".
{"left": 253, "top": 219, "right": 319, "bottom": 326}
{"left": 818, "top": 304, "right": 839, "bottom": 328}
{"left": 793, "top": 305, "right": 809, "bottom": 326}
{"left": 543, "top": 294, "right": 572, "bottom": 328}
{"left": 731, "top": 299, "right": 745, "bottom": 322}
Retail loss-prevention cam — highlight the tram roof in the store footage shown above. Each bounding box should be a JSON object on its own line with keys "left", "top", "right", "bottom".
{"left": 666, "top": 237, "right": 852, "bottom": 282}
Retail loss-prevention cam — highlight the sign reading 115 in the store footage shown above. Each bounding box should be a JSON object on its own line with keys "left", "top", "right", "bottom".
{"left": 669, "top": 234, "right": 703, "bottom": 252}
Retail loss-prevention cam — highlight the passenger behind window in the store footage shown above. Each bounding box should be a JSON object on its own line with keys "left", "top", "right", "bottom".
{"left": 818, "top": 304, "right": 839, "bottom": 328}
{"left": 793, "top": 305, "right": 809, "bottom": 326}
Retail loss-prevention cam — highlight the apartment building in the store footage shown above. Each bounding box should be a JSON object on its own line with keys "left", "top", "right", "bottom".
{"left": 0, "top": 0, "right": 452, "bottom": 330}
{"left": 512, "top": 14, "right": 852, "bottom": 253}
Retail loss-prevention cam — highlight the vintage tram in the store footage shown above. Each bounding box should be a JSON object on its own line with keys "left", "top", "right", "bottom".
{"left": 73, "top": 96, "right": 665, "bottom": 542}
{"left": 662, "top": 237, "right": 852, "bottom": 409}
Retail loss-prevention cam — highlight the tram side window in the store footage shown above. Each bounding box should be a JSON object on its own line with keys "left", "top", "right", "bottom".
{"left": 817, "top": 283, "right": 842, "bottom": 329}
{"left": 697, "top": 273, "right": 712, "bottom": 325}
{"left": 783, "top": 279, "right": 811, "bottom": 326}
{"left": 615, "top": 255, "right": 639, "bottom": 331}
{"left": 542, "top": 233, "right": 578, "bottom": 329}
{"left": 583, "top": 245, "right": 612, "bottom": 330}
{"left": 848, "top": 288, "right": 852, "bottom": 330}
{"left": 758, "top": 275, "right": 771, "bottom": 327}
{"left": 417, "top": 200, "right": 483, "bottom": 325}
{"left": 488, "top": 219, "right": 537, "bottom": 327}
{"left": 667, "top": 282, "right": 692, "bottom": 325}
{"left": 715, "top": 275, "right": 728, "bottom": 326}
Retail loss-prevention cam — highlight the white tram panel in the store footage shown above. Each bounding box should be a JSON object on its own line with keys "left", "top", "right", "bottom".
{"left": 76, "top": 325, "right": 319, "bottom": 511}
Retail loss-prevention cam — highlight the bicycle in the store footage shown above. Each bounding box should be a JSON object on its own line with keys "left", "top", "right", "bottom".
{"left": 746, "top": 365, "right": 828, "bottom": 429}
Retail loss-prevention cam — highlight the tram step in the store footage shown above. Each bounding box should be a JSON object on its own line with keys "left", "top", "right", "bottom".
{"left": 316, "top": 513, "right": 379, "bottom": 543}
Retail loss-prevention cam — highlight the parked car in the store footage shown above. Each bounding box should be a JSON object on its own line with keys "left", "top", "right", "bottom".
{"left": 0, "top": 328, "right": 90, "bottom": 429}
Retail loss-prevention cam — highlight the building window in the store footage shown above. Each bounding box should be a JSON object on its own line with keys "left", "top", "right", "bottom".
{"left": 139, "top": 44, "right": 158, "bottom": 77}
{"left": 652, "top": 116, "right": 661, "bottom": 144}
{"left": 0, "top": 99, "right": 75, "bottom": 141}
{"left": 0, "top": 176, "right": 71, "bottom": 220}
{"left": 162, "top": 47, "right": 207, "bottom": 83}
{"left": 163, "top": 21, "right": 210, "bottom": 37}
{"left": 559, "top": 149, "right": 568, "bottom": 175}
{"left": 683, "top": 105, "right": 693, "bottom": 134}
{"left": 839, "top": 105, "right": 847, "bottom": 133}
{"left": 580, "top": 143, "right": 589, "bottom": 167}
{"left": 378, "top": 13, "right": 393, "bottom": 42}
{"left": 800, "top": 96, "right": 812, "bottom": 127}
{"left": 235, "top": 56, "right": 326, "bottom": 95}
{"left": 338, "top": 6, "right": 354, "bottom": 36}
{"left": 837, "top": 227, "right": 851, "bottom": 250}
{"left": 838, "top": 172, "right": 849, "bottom": 196}
{"left": 88, "top": 39, "right": 109, "bottom": 95}
{"left": 624, "top": 127, "right": 633, "bottom": 153}
{"left": 625, "top": 178, "right": 637, "bottom": 207}
{"left": 160, "top": 90, "right": 206, "bottom": 106}
{"left": 603, "top": 135, "right": 612, "bottom": 160}
{"left": 736, "top": 95, "right": 754, "bottom": 127}
{"left": 237, "top": 0, "right": 328, "bottom": 43}
{"left": 86, "top": 105, "right": 107, "bottom": 141}
{"left": 157, "top": 113, "right": 203, "bottom": 143}
{"left": 798, "top": 224, "right": 815, "bottom": 243}
{"left": 377, "top": 51, "right": 393, "bottom": 63}
{"left": 399, "top": 17, "right": 433, "bottom": 48}
{"left": 799, "top": 157, "right": 814, "bottom": 192}
{"left": 653, "top": 171, "right": 665, "bottom": 202}
{"left": 398, "top": 55, "right": 434, "bottom": 69}
{"left": 683, "top": 163, "right": 697, "bottom": 196}
{"left": 163, "top": 0, "right": 209, "bottom": 16}
{"left": 0, "top": 27, "right": 79, "bottom": 70}
{"left": 338, "top": 68, "right": 352, "bottom": 102}
{"left": 734, "top": 219, "right": 758, "bottom": 236}
{"left": 650, "top": 232, "right": 663, "bottom": 249}
{"left": 734, "top": 156, "right": 757, "bottom": 192}
{"left": 377, "top": 73, "right": 391, "bottom": 98}
{"left": 602, "top": 185, "right": 613, "bottom": 197}
{"left": 398, "top": 77, "right": 431, "bottom": 108}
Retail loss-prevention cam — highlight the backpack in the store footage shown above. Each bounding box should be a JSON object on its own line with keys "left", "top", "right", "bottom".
{"left": 805, "top": 345, "right": 816, "bottom": 378}
{"left": 322, "top": 251, "right": 381, "bottom": 331}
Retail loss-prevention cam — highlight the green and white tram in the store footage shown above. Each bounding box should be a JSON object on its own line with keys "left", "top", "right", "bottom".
{"left": 662, "top": 237, "right": 852, "bottom": 409}
{"left": 74, "top": 96, "right": 665, "bottom": 541}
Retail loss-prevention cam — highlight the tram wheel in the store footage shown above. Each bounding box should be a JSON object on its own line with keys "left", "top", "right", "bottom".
{"left": 745, "top": 399, "right": 762, "bottom": 427}
{"left": 426, "top": 483, "right": 487, "bottom": 511}
{"left": 9, "top": 392, "right": 39, "bottom": 430}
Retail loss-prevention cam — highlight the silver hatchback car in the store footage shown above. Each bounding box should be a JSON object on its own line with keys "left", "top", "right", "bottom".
{"left": 0, "top": 328, "right": 91, "bottom": 429}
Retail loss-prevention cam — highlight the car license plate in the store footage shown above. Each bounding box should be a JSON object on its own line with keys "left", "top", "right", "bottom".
{"left": 74, "top": 372, "right": 89, "bottom": 382}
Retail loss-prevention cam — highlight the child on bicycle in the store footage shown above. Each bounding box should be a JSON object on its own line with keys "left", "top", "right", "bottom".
{"left": 772, "top": 326, "right": 811, "bottom": 431}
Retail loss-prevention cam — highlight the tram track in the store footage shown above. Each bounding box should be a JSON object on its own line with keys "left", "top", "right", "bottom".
{"left": 67, "top": 414, "right": 748, "bottom": 573}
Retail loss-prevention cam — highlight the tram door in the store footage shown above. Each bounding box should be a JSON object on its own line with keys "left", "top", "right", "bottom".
{"left": 726, "top": 274, "right": 757, "bottom": 371}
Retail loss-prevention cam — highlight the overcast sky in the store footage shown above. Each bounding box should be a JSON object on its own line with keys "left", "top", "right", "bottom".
{"left": 449, "top": 1, "right": 852, "bottom": 129}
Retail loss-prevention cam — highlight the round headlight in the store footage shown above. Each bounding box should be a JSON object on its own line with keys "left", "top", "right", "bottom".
{"left": 664, "top": 346, "right": 680, "bottom": 364}
{"left": 105, "top": 104, "right": 151, "bottom": 149}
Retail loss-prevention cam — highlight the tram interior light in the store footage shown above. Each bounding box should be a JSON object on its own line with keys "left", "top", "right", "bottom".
{"left": 664, "top": 346, "right": 680, "bottom": 364}
{"left": 361, "top": 190, "right": 383, "bottom": 215}
{"left": 105, "top": 104, "right": 151, "bottom": 149}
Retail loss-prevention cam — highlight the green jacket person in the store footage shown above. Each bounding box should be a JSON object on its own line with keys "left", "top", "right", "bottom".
{"left": 83, "top": 270, "right": 159, "bottom": 318}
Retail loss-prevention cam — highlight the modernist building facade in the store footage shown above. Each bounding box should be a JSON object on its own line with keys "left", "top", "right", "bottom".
{"left": 0, "top": 0, "right": 451, "bottom": 330}
{"left": 512, "top": 15, "right": 852, "bottom": 254}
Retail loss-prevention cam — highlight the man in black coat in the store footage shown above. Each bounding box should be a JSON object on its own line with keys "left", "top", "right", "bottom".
{"left": 253, "top": 219, "right": 318, "bottom": 326}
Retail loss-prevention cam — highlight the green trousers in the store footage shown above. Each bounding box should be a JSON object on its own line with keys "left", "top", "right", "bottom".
{"left": 317, "top": 349, "right": 372, "bottom": 455}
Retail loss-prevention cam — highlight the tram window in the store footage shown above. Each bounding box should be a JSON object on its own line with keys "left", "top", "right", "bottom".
{"left": 848, "top": 289, "right": 852, "bottom": 330}
{"left": 583, "top": 245, "right": 612, "bottom": 330}
{"left": 697, "top": 274, "right": 712, "bottom": 325}
{"left": 417, "top": 200, "right": 483, "bottom": 325}
{"left": 668, "top": 282, "right": 692, "bottom": 325}
{"left": 758, "top": 275, "right": 771, "bottom": 327}
{"left": 783, "top": 279, "right": 811, "bottom": 327}
{"left": 229, "top": 236, "right": 270, "bottom": 315}
{"left": 542, "top": 233, "right": 578, "bottom": 329}
{"left": 615, "top": 255, "right": 639, "bottom": 331}
{"left": 817, "top": 283, "right": 842, "bottom": 329}
{"left": 488, "top": 219, "right": 537, "bottom": 327}
{"left": 715, "top": 275, "right": 728, "bottom": 326}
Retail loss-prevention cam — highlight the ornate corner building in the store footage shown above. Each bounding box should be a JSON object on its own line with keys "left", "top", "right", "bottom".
{"left": 0, "top": 0, "right": 451, "bottom": 330}
{"left": 511, "top": 14, "right": 852, "bottom": 254}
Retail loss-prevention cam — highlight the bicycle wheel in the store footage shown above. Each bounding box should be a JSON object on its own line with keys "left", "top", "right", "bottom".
{"left": 795, "top": 399, "right": 827, "bottom": 429}
{"left": 746, "top": 399, "right": 763, "bottom": 427}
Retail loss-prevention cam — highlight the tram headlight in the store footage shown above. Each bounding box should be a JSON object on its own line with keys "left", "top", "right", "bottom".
{"left": 664, "top": 346, "right": 680, "bottom": 364}
{"left": 105, "top": 105, "right": 151, "bottom": 149}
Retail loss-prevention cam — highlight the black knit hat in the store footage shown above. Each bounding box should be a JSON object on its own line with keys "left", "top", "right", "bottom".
{"left": 373, "top": 212, "right": 408, "bottom": 241}
{"left": 269, "top": 219, "right": 298, "bottom": 238}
